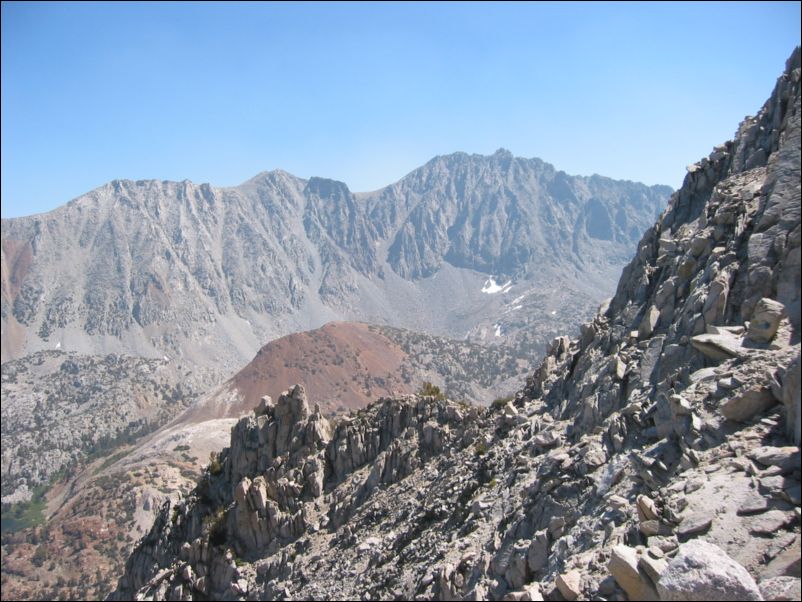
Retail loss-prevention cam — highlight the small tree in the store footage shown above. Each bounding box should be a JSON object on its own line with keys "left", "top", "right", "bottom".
{"left": 204, "top": 506, "right": 228, "bottom": 546}
{"left": 31, "top": 544, "right": 48, "bottom": 567}
{"left": 208, "top": 451, "right": 223, "bottom": 476}
{"left": 418, "top": 381, "right": 446, "bottom": 400}
{"left": 491, "top": 394, "right": 514, "bottom": 410}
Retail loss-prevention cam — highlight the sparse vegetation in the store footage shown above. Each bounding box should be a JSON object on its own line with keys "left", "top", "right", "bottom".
{"left": 203, "top": 506, "right": 228, "bottom": 546}
{"left": 2, "top": 350, "right": 202, "bottom": 516}
{"left": 208, "top": 451, "right": 223, "bottom": 476}
{"left": 93, "top": 449, "right": 131, "bottom": 475}
{"left": 491, "top": 394, "right": 514, "bottom": 410}
{"left": 1, "top": 482, "right": 50, "bottom": 534}
{"left": 417, "top": 381, "right": 446, "bottom": 400}
{"left": 371, "top": 325, "right": 531, "bottom": 403}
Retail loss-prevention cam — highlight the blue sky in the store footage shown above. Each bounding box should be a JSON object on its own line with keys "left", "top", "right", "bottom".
{"left": 2, "top": 2, "right": 800, "bottom": 218}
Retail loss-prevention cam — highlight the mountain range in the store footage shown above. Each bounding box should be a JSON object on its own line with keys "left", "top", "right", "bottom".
{"left": 1, "top": 151, "right": 671, "bottom": 376}
{"left": 0, "top": 146, "right": 673, "bottom": 600}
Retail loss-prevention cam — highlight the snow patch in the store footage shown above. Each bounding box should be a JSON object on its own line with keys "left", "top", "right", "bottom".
{"left": 55, "top": 341, "right": 61, "bottom": 349}
{"left": 482, "top": 277, "right": 513, "bottom": 295}
{"left": 551, "top": 310, "right": 557, "bottom": 315}
{"left": 494, "top": 324, "right": 502, "bottom": 337}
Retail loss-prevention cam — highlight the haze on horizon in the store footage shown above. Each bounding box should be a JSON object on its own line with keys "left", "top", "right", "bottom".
{"left": 1, "top": 1, "right": 800, "bottom": 218}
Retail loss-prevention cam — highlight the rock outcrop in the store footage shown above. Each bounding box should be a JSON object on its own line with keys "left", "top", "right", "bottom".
{"left": 112, "top": 48, "right": 801, "bottom": 601}
{"left": 114, "top": 386, "right": 481, "bottom": 599}
{"left": 656, "top": 540, "right": 763, "bottom": 601}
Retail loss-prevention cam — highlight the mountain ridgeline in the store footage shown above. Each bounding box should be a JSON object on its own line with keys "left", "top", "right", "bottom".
{"left": 1, "top": 152, "right": 670, "bottom": 375}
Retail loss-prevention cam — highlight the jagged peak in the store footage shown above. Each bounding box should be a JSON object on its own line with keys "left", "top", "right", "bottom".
{"left": 4, "top": 147, "right": 669, "bottom": 223}
{"left": 241, "top": 168, "right": 305, "bottom": 185}
{"left": 304, "top": 176, "right": 353, "bottom": 197}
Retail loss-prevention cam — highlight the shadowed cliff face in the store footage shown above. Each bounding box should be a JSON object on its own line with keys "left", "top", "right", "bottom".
{"left": 1, "top": 152, "right": 670, "bottom": 376}
{"left": 110, "top": 49, "right": 800, "bottom": 602}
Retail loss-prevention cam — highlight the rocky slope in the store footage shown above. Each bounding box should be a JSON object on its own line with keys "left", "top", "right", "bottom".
{"left": 111, "top": 48, "right": 801, "bottom": 601}
{"left": 0, "top": 322, "right": 532, "bottom": 601}
{"left": 0, "top": 441, "right": 229, "bottom": 602}
{"left": 0, "top": 352, "right": 210, "bottom": 601}
{"left": 0, "top": 351, "right": 211, "bottom": 507}
{"left": 1, "top": 151, "right": 670, "bottom": 376}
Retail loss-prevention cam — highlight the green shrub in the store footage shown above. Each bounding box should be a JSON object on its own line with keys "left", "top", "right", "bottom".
{"left": 208, "top": 451, "right": 223, "bottom": 476}
{"left": 32, "top": 544, "right": 48, "bottom": 567}
{"left": 1, "top": 482, "right": 49, "bottom": 533}
{"left": 474, "top": 441, "right": 488, "bottom": 456}
{"left": 418, "top": 381, "right": 446, "bottom": 400}
{"left": 203, "top": 506, "right": 228, "bottom": 546}
{"left": 491, "top": 395, "right": 514, "bottom": 409}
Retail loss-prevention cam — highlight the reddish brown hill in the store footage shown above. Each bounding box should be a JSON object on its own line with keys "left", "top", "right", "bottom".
{"left": 179, "top": 322, "right": 420, "bottom": 422}
{"left": 179, "top": 321, "right": 531, "bottom": 423}
{"left": 229, "top": 321, "right": 415, "bottom": 415}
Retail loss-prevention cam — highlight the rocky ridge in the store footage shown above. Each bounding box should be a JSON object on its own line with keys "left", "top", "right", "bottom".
{"left": 112, "top": 48, "right": 801, "bottom": 601}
